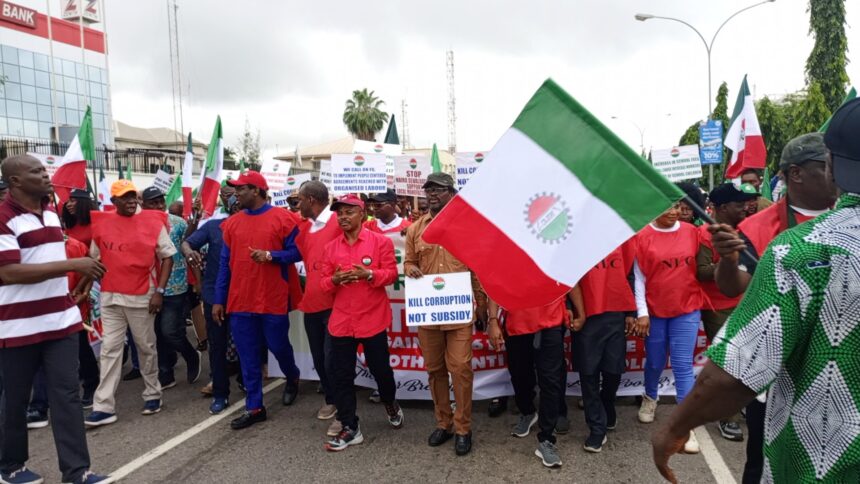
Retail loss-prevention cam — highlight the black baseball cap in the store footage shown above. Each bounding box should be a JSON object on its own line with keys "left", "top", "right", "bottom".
{"left": 824, "top": 98, "right": 860, "bottom": 194}
{"left": 368, "top": 189, "right": 397, "bottom": 203}
{"left": 422, "top": 172, "right": 455, "bottom": 189}
{"left": 70, "top": 188, "right": 90, "bottom": 199}
{"left": 709, "top": 183, "right": 759, "bottom": 206}
{"left": 142, "top": 186, "right": 165, "bottom": 201}
{"left": 779, "top": 132, "right": 829, "bottom": 171}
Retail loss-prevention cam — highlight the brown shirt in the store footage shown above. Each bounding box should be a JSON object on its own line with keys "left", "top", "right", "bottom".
{"left": 405, "top": 213, "right": 487, "bottom": 331}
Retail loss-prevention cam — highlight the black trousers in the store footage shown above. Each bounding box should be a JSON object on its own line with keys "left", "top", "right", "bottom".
{"left": 505, "top": 324, "right": 565, "bottom": 444}
{"left": 742, "top": 399, "right": 767, "bottom": 484}
{"left": 304, "top": 310, "right": 334, "bottom": 405}
{"left": 78, "top": 330, "right": 99, "bottom": 395}
{"left": 0, "top": 333, "right": 90, "bottom": 482}
{"left": 329, "top": 330, "right": 396, "bottom": 430}
{"left": 572, "top": 312, "right": 626, "bottom": 438}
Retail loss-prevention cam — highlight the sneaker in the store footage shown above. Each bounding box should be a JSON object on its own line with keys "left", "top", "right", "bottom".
{"left": 384, "top": 401, "right": 404, "bottom": 429}
{"left": 0, "top": 466, "right": 43, "bottom": 484}
{"left": 317, "top": 404, "right": 337, "bottom": 420}
{"left": 583, "top": 434, "right": 608, "bottom": 453}
{"left": 638, "top": 395, "right": 657, "bottom": 423}
{"left": 368, "top": 390, "right": 381, "bottom": 403}
{"left": 718, "top": 420, "right": 744, "bottom": 442}
{"left": 62, "top": 471, "right": 109, "bottom": 484}
{"left": 325, "top": 426, "right": 364, "bottom": 451}
{"left": 26, "top": 410, "right": 48, "bottom": 430}
{"left": 142, "top": 399, "right": 162, "bottom": 415}
{"left": 200, "top": 382, "right": 213, "bottom": 397}
{"left": 326, "top": 419, "right": 343, "bottom": 437}
{"left": 554, "top": 415, "right": 570, "bottom": 434}
{"left": 84, "top": 411, "right": 117, "bottom": 428}
{"left": 231, "top": 408, "right": 267, "bottom": 430}
{"left": 512, "top": 413, "right": 538, "bottom": 438}
{"left": 187, "top": 351, "right": 202, "bottom": 384}
{"left": 684, "top": 430, "right": 700, "bottom": 454}
{"left": 534, "top": 440, "right": 562, "bottom": 468}
{"left": 209, "top": 398, "right": 229, "bottom": 415}
{"left": 122, "top": 368, "right": 141, "bottom": 381}
{"left": 160, "top": 378, "right": 177, "bottom": 390}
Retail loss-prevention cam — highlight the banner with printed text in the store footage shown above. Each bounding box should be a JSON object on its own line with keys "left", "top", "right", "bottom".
{"left": 454, "top": 151, "right": 489, "bottom": 189}
{"left": 353, "top": 140, "right": 400, "bottom": 189}
{"left": 260, "top": 160, "right": 292, "bottom": 191}
{"left": 650, "top": 145, "right": 703, "bottom": 182}
{"left": 330, "top": 153, "right": 388, "bottom": 195}
{"left": 393, "top": 155, "right": 431, "bottom": 197}
{"left": 271, "top": 173, "right": 313, "bottom": 208}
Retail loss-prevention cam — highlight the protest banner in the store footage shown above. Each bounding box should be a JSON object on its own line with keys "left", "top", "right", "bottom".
{"left": 393, "top": 155, "right": 431, "bottom": 197}
{"left": 405, "top": 272, "right": 473, "bottom": 326}
{"left": 270, "top": 173, "right": 312, "bottom": 207}
{"left": 651, "top": 145, "right": 704, "bottom": 182}
{"left": 319, "top": 159, "right": 332, "bottom": 191}
{"left": 353, "top": 140, "right": 400, "bottom": 189}
{"left": 151, "top": 169, "right": 174, "bottom": 194}
{"left": 455, "top": 151, "right": 489, "bottom": 189}
{"left": 260, "top": 159, "right": 292, "bottom": 190}
{"left": 222, "top": 169, "right": 241, "bottom": 182}
{"left": 331, "top": 153, "right": 387, "bottom": 195}
{"left": 28, "top": 152, "right": 61, "bottom": 178}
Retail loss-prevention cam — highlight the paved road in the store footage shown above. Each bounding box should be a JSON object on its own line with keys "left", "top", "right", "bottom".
{"left": 27, "top": 357, "right": 749, "bottom": 483}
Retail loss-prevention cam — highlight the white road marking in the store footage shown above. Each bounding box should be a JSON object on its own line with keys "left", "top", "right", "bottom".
{"left": 695, "top": 426, "right": 738, "bottom": 484}
{"left": 104, "top": 379, "right": 285, "bottom": 483}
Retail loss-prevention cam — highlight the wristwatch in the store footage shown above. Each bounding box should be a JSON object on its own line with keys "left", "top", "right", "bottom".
{"left": 265, "top": 251, "right": 273, "bottom": 262}
{"left": 156, "top": 287, "right": 166, "bottom": 295}
{"left": 367, "top": 270, "right": 374, "bottom": 281}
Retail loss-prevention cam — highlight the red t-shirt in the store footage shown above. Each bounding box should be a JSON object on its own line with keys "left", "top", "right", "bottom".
{"left": 66, "top": 223, "right": 92, "bottom": 248}
{"left": 579, "top": 241, "right": 636, "bottom": 318}
{"left": 738, "top": 198, "right": 817, "bottom": 258}
{"left": 504, "top": 298, "right": 567, "bottom": 336}
{"left": 320, "top": 229, "right": 398, "bottom": 338}
{"left": 364, "top": 217, "right": 412, "bottom": 235}
{"left": 221, "top": 207, "right": 301, "bottom": 315}
{"left": 295, "top": 214, "right": 341, "bottom": 313}
{"left": 65, "top": 236, "right": 90, "bottom": 320}
{"left": 634, "top": 223, "right": 704, "bottom": 318}
{"left": 698, "top": 224, "right": 742, "bottom": 311}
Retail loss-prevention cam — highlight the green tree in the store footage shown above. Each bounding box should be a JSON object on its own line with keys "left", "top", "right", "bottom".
{"left": 806, "top": 0, "right": 850, "bottom": 112}
{"left": 236, "top": 116, "right": 261, "bottom": 165}
{"left": 790, "top": 81, "right": 831, "bottom": 135}
{"left": 343, "top": 89, "right": 388, "bottom": 141}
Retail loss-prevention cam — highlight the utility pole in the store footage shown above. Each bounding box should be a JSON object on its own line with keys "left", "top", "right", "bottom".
{"left": 446, "top": 50, "right": 456, "bottom": 154}
{"left": 167, "top": 0, "right": 185, "bottom": 160}
{"left": 401, "top": 99, "right": 411, "bottom": 149}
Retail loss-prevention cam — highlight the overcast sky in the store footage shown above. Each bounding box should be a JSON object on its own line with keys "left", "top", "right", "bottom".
{"left": 104, "top": 0, "right": 860, "bottom": 159}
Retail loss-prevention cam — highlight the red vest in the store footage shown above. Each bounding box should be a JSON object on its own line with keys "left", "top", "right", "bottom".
{"left": 504, "top": 298, "right": 567, "bottom": 336}
{"left": 91, "top": 210, "right": 166, "bottom": 295}
{"left": 634, "top": 223, "right": 704, "bottom": 318}
{"left": 579, "top": 242, "right": 636, "bottom": 318}
{"left": 698, "top": 224, "right": 741, "bottom": 310}
{"left": 296, "top": 215, "right": 341, "bottom": 313}
{"left": 738, "top": 198, "right": 817, "bottom": 258}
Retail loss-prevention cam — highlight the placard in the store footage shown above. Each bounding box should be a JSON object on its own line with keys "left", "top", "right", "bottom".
{"left": 455, "top": 151, "right": 489, "bottom": 189}
{"left": 260, "top": 159, "right": 292, "bottom": 191}
{"left": 270, "top": 173, "right": 312, "bottom": 207}
{"left": 698, "top": 119, "right": 724, "bottom": 166}
{"left": 650, "top": 145, "right": 703, "bottom": 182}
{"left": 151, "top": 169, "right": 174, "bottom": 195}
{"left": 352, "top": 140, "right": 402, "bottom": 156}
{"left": 27, "top": 152, "right": 60, "bottom": 178}
{"left": 405, "top": 271, "right": 473, "bottom": 326}
{"left": 331, "top": 153, "right": 387, "bottom": 195}
{"left": 319, "top": 159, "right": 332, "bottom": 191}
{"left": 394, "top": 155, "right": 431, "bottom": 197}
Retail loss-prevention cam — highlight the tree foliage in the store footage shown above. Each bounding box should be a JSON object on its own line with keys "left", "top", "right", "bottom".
{"left": 343, "top": 89, "right": 388, "bottom": 141}
{"left": 806, "top": 0, "right": 849, "bottom": 112}
{"left": 235, "top": 116, "right": 261, "bottom": 166}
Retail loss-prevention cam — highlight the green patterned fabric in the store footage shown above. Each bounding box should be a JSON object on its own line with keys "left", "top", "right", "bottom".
{"left": 708, "top": 193, "right": 860, "bottom": 483}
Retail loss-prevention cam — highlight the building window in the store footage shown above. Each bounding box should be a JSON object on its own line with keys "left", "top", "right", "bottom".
{"left": 2, "top": 63, "right": 19, "bottom": 83}
{"left": 3, "top": 82, "right": 21, "bottom": 101}
{"left": 18, "top": 50, "right": 33, "bottom": 69}
{"left": 36, "top": 87, "right": 51, "bottom": 105}
{"left": 34, "top": 53, "right": 49, "bottom": 72}
{"left": 22, "top": 102, "right": 37, "bottom": 121}
{"left": 20, "top": 85, "right": 36, "bottom": 104}
{"left": 6, "top": 100, "right": 21, "bottom": 118}
{"left": 19, "top": 67, "right": 34, "bottom": 85}
{"left": 37, "top": 104, "right": 52, "bottom": 123}
{"left": 1, "top": 45, "right": 17, "bottom": 64}
{"left": 7, "top": 117, "right": 23, "bottom": 136}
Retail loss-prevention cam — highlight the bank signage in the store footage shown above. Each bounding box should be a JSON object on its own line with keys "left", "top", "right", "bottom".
{"left": 1, "top": 1, "right": 37, "bottom": 29}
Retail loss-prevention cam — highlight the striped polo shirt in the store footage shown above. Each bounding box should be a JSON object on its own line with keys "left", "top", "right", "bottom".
{"left": 0, "top": 196, "right": 81, "bottom": 347}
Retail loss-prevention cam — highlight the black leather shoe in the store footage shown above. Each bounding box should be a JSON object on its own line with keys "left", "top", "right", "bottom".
{"left": 282, "top": 380, "right": 299, "bottom": 406}
{"left": 230, "top": 407, "right": 267, "bottom": 430}
{"left": 488, "top": 397, "right": 508, "bottom": 417}
{"left": 455, "top": 432, "right": 472, "bottom": 456}
{"left": 428, "top": 428, "right": 454, "bottom": 447}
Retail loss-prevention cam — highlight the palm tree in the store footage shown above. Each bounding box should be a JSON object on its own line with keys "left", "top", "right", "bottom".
{"left": 343, "top": 89, "right": 388, "bottom": 141}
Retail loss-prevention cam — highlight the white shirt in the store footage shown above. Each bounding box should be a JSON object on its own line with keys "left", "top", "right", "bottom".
{"left": 310, "top": 206, "right": 333, "bottom": 234}
{"left": 376, "top": 215, "right": 403, "bottom": 232}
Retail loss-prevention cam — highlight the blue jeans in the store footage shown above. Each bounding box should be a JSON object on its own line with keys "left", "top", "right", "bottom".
{"left": 644, "top": 310, "right": 700, "bottom": 403}
{"left": 155, "top": 293, "right": 197, "bottom": 382}
{"left": 204, "top": 303, "right": 232, "bottom": 400}
{"left": 230, "top": 313, "right": 299, "bottom": 411}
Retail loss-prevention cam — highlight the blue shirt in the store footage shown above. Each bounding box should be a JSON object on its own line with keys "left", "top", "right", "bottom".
{"left": 185, "top": 217, "right": 226, "bottom": 304}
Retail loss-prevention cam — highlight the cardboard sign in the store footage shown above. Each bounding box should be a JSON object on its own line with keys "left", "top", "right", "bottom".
{"left": 651, "top": 145, "right": 703, "bottom": 182}
{"left": 270, "top": 173, "right": 313, "bottom": 207}
{"left": 394, "top": 155, "right": 431, "bottom": 197}
{"left": 352, "top": 140, "right": 402, "bottom": 157}
{"left": 27, "top": 152, "right": 60, "bottom": 178}
{"left": 405, "top": 271, "right": 473, "bottom": 326}
{"left": 151, "top": 169, "right": 174, "bottom": 195}
{"left": 455, "top": 151, "right": 489, "bottom": 189}
{"left": 331, "top": 153, "right": 387, "bottom": 195}
{"left": 260, "top": 159, "right": 292, "bottom": 191}
{"left": 319, "top": 159, "right": 332, "bottom": 191}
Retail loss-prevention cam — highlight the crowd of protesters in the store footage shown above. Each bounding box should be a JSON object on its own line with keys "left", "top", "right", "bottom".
{"left": 1, "top": 101, "right": 860, "bottom": 482}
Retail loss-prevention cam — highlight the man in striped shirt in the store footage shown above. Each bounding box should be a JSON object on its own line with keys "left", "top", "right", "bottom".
{"left": 0, "top": 155, "right": 107, "bottom": 484}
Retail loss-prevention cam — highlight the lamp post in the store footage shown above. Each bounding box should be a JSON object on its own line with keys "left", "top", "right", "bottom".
{"left": 635, "top": 0, "right": 775, "bottom": 188}
{"left": 611, "top": 116, "right": 645, "bottom": 155}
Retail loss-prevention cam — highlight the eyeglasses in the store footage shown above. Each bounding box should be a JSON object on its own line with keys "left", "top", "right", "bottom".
{"left": 287, "top": 198, "right": 300, "bottom": 207}
{"left": 424, "top": 187, "right": 449, "bottom": 195}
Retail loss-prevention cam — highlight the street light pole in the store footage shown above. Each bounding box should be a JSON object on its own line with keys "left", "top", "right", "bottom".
{"left": 611, "top": 116, "right": 645, "bottom": 154}
{"left": 635, "top": 0, "right": 775, "bottom": 189}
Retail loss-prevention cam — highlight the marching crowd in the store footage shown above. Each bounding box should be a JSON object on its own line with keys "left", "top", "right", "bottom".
{"left": 1, "top": 99, "right": 860, "bottom": 483}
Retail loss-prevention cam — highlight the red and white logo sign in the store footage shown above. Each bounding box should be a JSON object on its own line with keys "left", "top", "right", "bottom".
{"left": 1, "top": 1, "right": 36, "bottom": 28}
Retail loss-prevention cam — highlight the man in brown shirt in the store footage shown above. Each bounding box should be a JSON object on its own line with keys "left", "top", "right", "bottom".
{"left": 405, "top": 172, "right": 488, "bottom": 457}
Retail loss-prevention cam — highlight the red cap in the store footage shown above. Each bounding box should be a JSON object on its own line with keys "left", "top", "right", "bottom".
{"left": 330, "top": 194, "right": 365, "bottom": 210}
{"left": 227, "top": 170, "right": 269, "bottom": 191}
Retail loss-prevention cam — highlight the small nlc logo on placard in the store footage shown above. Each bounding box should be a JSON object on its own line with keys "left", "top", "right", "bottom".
{"left": 670, "top": 147, "right": 680, "bottom": 158}
{"left": 273, "top": 163, "right": 280, "bottom": 172}
{"left": 525, "top": 193, "right": 572, "bottom": 245}
{"left": 361, "top": 255, "right": 372, "bottom": 266}
{"left": 374, "top": 144, "right": 383, "bottom": 153}
{"left": 409, "top": 158, "right": 418, "bottom": 169}
{"left": 45, "top": 156, "right": 56, "bottom": 165}
{"left": 475, "top": 153, "right": 484, "bottom": 163}
{"left": 354, "top": 155, "right": 365, "bottom": 166}
{"left": 432, "top": 276, "right": 446, "bottom": 290}
{"left": 287, "top": 176, "right": 296, "bottom": 186}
